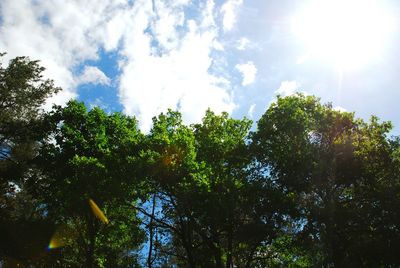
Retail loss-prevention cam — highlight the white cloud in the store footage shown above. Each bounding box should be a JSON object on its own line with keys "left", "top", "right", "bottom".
{"left": 236, "top": 37, "right": 250, "bottom": 50}
{"left": 248, "top": 103, "right": 256, "bottom": 118}
{"left": 0, "top": 0, "right": 236, "bottom": 132}
{"left": 333, "top": 106, "right": 347, "bottom": 112}
{"left": 213, "top": 40, "right": 224, "bottom": 51}
{"left": 275, "top": 81, "right": 300, "bottom": 97}
{"left": 78, "top": 66, "right": 110, "bottom": 86}
{"left": 221, "top": 0, "right": 243, "bottom": 32}
{"left": 118, "top": 0, "right": 235, "bottom": 132}
{"left": 236, "top": 61, "right": 257, "bottom": 86}
{"left": 150, "top": 0, "right": 187, "bottom": 51}
{"left": 0, "top": 0, "right": 129, "bottom": 107}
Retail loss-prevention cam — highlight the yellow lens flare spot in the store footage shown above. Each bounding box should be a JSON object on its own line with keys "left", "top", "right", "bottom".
{"left": 161, "top": 146, "right": 183, "bottom": 167}
{"left": 88, "top": 198, "right": 109, "bottom": 224}
{"left": 48, "top": 225, "right": 76, "bottom": 250}
{"left": 48, "top": 237, "right": 63, "bottom": 250}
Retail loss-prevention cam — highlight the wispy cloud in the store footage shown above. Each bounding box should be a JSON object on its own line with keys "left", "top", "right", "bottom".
{"left": 220, "top": 0, "right": 243, "bottom": 32}
{"left": 247, "top": 103, "right": 256, "bottom": 118}
{"left": 89, "top": 97, "right": 109, "bottom": 111}
{"left": 236, "top": 37, "right": 250, "bottom": 50}
{"left": 236, "top": 61, "right": 257, "bottom": 86}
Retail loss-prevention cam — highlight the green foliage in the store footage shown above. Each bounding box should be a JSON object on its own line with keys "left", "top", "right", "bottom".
{"left": 0, "top": 53, "right": 60, "bottom": 192}
{"left": 142, "top": 109, "right": 288, "bottom": 267}
{"left": 0, "top": 53, "right": 60, "bottom": 160}
{"left": 32, "top": 100, "right": 145, "bottom": 267}
{"left": 253, "top": 93, "right": 400, "bottom": 267}
{"left": 2, "top": 53, "right": 400, "bottom": 267}
{"left": 0, "top": 54, "right": 60, "bottom": 266}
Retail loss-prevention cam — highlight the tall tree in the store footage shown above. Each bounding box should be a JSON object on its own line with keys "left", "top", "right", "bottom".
{"left": 142, "top": 109, "right": 289, "bottom": 267}
{"left": 191, "top": 110, "right": 269, "bottom": 268}
{"left": 252, "top": 94, "right": 400, "bottom": 266}
{"left": 139, "top": 110, "right": 201, "bottom": 267}
{"left": 34, "top": 101, "right": 145, "bottom": 267}
{"left": 0, "top": 53, "right": 60, "bottom": 205}
{"left": 0, "top": 54, "right": 60, "bottom": 265}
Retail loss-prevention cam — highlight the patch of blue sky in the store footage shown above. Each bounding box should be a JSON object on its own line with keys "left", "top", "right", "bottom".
{"left": 216, "top": 48, "right": 260, "bottom": 120}
{"left": 181, "top": 0, "right": 203, "bottom": 21}
{"left": 208, "top": 49, "right": 230, "bottom": 75}
{"left": 144, "top": 25, "right": 169, "bottom": 57}
{"left": 37, "top": 13, "right": 50, "bottom": 26}
{"left": 144, "top": 25, "right": 160, "bottom": 51}
{"left": 75, "top": 49, "right": 123, "bottom": 113}
{"left": 32, "top": 0, "right": 51, "bottom": 26}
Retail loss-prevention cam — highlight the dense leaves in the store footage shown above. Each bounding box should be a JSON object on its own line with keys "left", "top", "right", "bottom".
{"left": 252, "top": 94, "right": 400, "bottom": 267}
{"left": 0, "top": 54, "right": 60, "bottom": 267}
{"left": 34, "top": 101, "right": 145, "bottom": 267}
{"left": 1, "top": 55, "right": 400, "bottom": 267}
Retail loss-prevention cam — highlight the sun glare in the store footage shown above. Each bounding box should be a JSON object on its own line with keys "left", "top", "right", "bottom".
{"left": 292, "top": 0, "right": 395, "bottom": 70}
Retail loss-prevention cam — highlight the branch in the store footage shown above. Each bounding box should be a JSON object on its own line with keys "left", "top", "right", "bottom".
{"left": 129, "top": 203, "right": 178, "bottom": 233}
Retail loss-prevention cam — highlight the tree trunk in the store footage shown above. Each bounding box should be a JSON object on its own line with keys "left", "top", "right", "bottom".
{"left": 180, "top": 220, "right": 196, "bottom": 268}
{"left": 214, "top": 246, "right": 223, "bottom": 268}
{"left": 226, "top": 226, "right": 233, "bottom": 268}
{"left": 147, "top": 194, "right": 157, "bottom": 268}
{"left": 86, "top": 213, "right": 96, "bottom": 268}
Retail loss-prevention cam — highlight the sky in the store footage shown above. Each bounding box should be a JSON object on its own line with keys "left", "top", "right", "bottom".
{"left": 1, "top": 0, "right": 399, "bottom": 134}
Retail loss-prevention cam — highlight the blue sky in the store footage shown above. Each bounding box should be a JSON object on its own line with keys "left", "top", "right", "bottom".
{"left": 1, "top": 0, "right": 399, "bottom": 134}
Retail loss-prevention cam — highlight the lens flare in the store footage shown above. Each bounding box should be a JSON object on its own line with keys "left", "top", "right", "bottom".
{"left": 48, "top": 225, "right": 75, "bottom": 250}
{"left": 161, "top": 146, "right": 183, "bottom": 167}
{"left": 48, "top": 237, "right": 63, "bottom": 250}
{"left": 88, "top": 198, "right": 109, "bottom": 224}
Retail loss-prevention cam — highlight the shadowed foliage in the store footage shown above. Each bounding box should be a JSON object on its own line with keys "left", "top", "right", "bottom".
{"left": 1, "top": 54, "right": 400, "bottom": 267}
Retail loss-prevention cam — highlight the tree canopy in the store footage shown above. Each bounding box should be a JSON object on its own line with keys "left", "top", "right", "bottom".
{"left": 1, "top": 54, "right": 400, "bottom": 267}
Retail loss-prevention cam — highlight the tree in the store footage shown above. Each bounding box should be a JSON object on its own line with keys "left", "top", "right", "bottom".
{"left": 141, "top": 109, "right": 290, "bottom": 267}
{"left": 2, "top": 52, "right": 400, "bottom": 267}
{"left": 33, "top": 101, "right": 145, "bottom": 267}
{"left": 0, "top": 53, "right": 60, "bottom": 160}
{"left": 190, "top": 110, "right": 271, "bottom": 268}
{"left": 0, "top": 54, "right": 60, "bottom": 265}
{"left": 252, "top": 93, "right": 400, "bottom": 266}
{"left": 138, "top": 110, "right": 201, "bottom": 267}
{"left": 0, "top": 52, "right": 60, "bottom": 196}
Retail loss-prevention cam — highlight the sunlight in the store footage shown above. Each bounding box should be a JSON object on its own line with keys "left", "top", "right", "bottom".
{"left": 292, "top": 0, "right": 395, "bottom": 70}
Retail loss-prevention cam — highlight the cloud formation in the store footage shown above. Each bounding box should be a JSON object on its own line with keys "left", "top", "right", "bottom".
{"left": 236, "top": 62, "right": 257, "bottom": 86}
{"left": 117, "top": 0, "right": 235, "bottom": 131}
{"left": 0, "top": 0, "right": 237, "bottom": 131}
{"left": 0, "top": 0, "right": 126, "bottom": 108}
{"left": 333, "top": 106, "right": 347, "bottom": 112}
{"left": 275, "top": 81, "right": 300, "bottom": 97}
{"left": 221, "top": 0, "right": 243, "bottom": 32}
{"left": 247, "top": 103, "right": 256, "bottom": 118}
{"left": 78, "top": 66, "right": 110, "bottom": 86}
{"left": 236, "top": 37, "right": 250, "bottom": 50}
